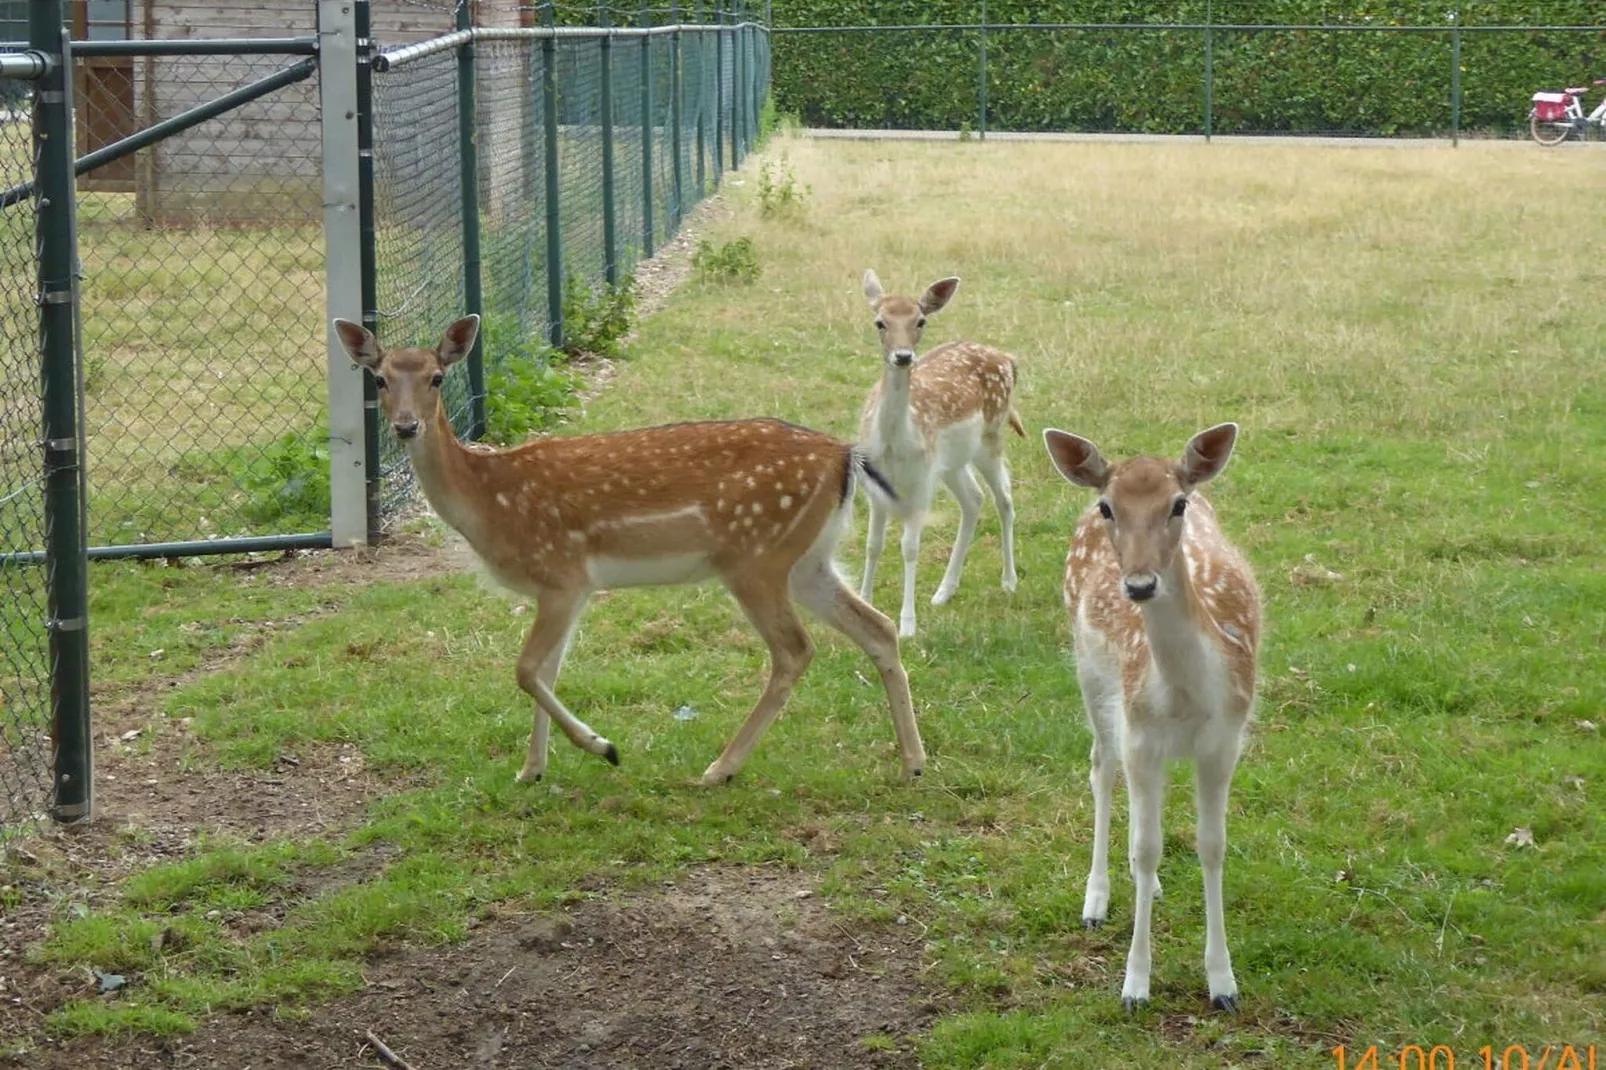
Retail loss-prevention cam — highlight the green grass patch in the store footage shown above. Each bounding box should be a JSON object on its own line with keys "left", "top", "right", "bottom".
{"left": 48, "top": 138, "right": 1606, "bottom": 1061}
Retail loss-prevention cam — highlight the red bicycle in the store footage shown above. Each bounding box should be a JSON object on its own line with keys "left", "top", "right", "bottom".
{"left": 1530, "top": 78, "right": 1606, "bottom": 146}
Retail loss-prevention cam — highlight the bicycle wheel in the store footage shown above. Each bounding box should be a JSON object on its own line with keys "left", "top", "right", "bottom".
{"left": 1531, "top": 111, "right": 1573, "bottom": 146}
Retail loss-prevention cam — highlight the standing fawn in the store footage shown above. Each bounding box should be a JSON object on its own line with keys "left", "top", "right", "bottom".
{"left": 857, "top": 271, "right": 1023, "bottom": 638}
{"left": 334, "top": 315, "right": 926, "bottom": 786}
{"left": 1042, "top": 423, "right": 1261, "bottom": 1012}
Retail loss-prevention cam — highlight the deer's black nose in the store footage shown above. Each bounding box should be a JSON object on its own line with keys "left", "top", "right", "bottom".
{"left": 891, "top": 350, "right": 915, "bottom": 367}
{"left": 1123, "top": 576, "right": 1158, "bottom": 602}
{"left": 394, "top": 420, "right": 420, "bottom": 440}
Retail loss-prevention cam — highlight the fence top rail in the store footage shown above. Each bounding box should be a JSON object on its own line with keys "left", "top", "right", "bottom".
{"left": 0, "top": 50, "right": 49, "bottom": 80}
{"left": 770, "top": 22, "right": 1606, "bottom": 34}
{"left": 71, "top": 37, "right": 320, "bottom": 57}
{"left": 374, "top": 21, "right": 766, "bottom": 72}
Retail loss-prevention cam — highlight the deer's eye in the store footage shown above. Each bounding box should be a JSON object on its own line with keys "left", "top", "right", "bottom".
{"left": 916, "top": 317, "right": 927, "bottom": 328}
{"left": 373, "top": 375, "right": 388, "bottom": 390}
{"left": 874, "top": 319, "right": 886, "bottom": 331}
{"left": 1097, "top": 500, "right": 1113, "bottom": 521}
{"left": 430, "top": 373, "right": 444, "bottom": 388}
{"left": 1171, "top": 497, "right": 1188, "bottom": 518}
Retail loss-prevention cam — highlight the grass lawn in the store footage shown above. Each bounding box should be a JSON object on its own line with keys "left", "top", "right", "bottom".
{"left": 8, "top": 135, "right": 1604, "bottom": 1067}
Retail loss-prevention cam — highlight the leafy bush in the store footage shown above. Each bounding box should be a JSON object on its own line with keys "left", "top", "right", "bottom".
{"left": 479, "top": 314, "right": 579, "bottom": 446}
{"left": 692, "top": 237, "right": 762, "bottom": 284}
{"left": 770, "top": 1, "right": 1606, "bottom": 136}
{"left": 561, "top": 274, "right": 636, "bottom": 360}
{"left": 229, "top": 433, "right": 331, "bottom": 528}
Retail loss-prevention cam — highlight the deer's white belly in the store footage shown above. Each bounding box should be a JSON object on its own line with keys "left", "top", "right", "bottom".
{"left": 586, "top": 552, "right": 713, "bottom": 589}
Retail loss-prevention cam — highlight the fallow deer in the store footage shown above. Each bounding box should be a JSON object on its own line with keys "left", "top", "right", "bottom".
{"left": 334, "top": 315, "right": 926, "bottom": 786}
{"left": 1042, "top": 423, "right": 1260, "bottom": 1012}
{"left": 857, "top": 271, "right": 1023, "bottom": 638}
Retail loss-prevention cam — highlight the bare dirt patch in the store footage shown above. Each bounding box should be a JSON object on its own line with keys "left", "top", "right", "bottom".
{"left": 23, "top": 865, "right": 936, "bottom": 1070}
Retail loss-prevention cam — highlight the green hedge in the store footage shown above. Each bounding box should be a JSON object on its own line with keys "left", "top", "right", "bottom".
{"left": 770, "top": 1, "right": 1606, "bottom": 135}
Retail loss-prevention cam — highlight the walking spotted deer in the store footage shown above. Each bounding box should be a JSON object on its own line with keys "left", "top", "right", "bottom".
{"left": 857, "top": 271, "right": 1023, "bottom": 638}
{"left": 1042, "top": 423, "right": 1261, "bottom": 1012}
{"left": 333, "top": 315, "right": 926, "bottom": 786}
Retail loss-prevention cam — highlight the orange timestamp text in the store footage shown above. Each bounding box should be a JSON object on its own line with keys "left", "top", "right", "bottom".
{"left": 1333, "top": 1046, "right": 1597, "bottom": 1070}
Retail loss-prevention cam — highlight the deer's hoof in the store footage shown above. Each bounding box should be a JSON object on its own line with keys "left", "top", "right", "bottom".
{"left": 1211, "top": 994, "right": 1238, "bottom": 1014}
{"left": 1082, "top": 916, "right": 1103, "bottom": 930}
{"left": 602, "top": 742, "right": 619, "bottom": 767}
{"left": 1122, "top": 997, "right": 1149, "bottom": 1014}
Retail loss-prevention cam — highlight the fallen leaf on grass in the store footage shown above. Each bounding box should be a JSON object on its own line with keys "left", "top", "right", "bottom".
{"left": 1290, "top": 554, "right": 1344, "bottom": 587}
{"left": 1577, "top": 720, "right": 1598, "bottom": 732}
{"left": 1504, "top": 827, "right": 1536, "bottom": 849}
{"left": 94, "top": 970, "right": 126, "bottom": 994}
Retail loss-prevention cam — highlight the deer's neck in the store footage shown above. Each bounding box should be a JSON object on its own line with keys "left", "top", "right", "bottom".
{"left": 1138, "top": 548, "right": 1217, "bottom": 688}
{"left": 871, "top": 365, "right": 916, "bottom": 447}
{"left": 407, "top": 404, "right": 488, "bottom": 539}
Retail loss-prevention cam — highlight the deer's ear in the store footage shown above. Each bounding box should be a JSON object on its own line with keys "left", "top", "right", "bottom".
{"left": 334, "top": 319, "right": 380, "bottom": 370}
{"left": 862, "top": 269, "right": 884, "bottom": 308}
{"left": 1043, "top": 429, "right": 1111, "bottom": 490}
{"left": 919, "top": 276, "right": 960, "bottom": 315}
{"left": 1180, "top": 422, "right": 1238, "bottom": 487}
{"left": 437, "top": 314, "right": 480, "bottom": 367}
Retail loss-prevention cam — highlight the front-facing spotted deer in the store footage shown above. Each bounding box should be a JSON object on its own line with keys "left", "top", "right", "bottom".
{"left": 334, "top": 315, "right": 925, "bottom": 786}
{"left": 858, "top": 271, "right": 1024, "bottom": 638}
{"left": 1043, "top": 423, "right": 1261, "bottom": 1013}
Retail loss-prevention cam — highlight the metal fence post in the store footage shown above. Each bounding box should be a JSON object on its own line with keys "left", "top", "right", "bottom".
{"left": 694, "top": 2, "right": 706, "bottom": 194}
{"left": 600, "top": 2, "right": 618, "bottom": 286}
{"left": 1204, "top": 0, "right": 1214, "bottom": 141}
{"left": 641, "top": 0, "right": 654, "bottom": 257}
{"left": 714, "top": 1, "right": 725, "bottom": 182}
{"left": 33, "top": 0, "right": 92, "bottom": 824}
{"left": 320, "top": 0, "right": 370, "bottom": 548}
{"left": 1450, "top": 6, "right": 1462, "bottom": 147}
{"left": 354, "top": 1, "right": 381, "bottom": 539}
{"left": 671, "top": 0, "right": 684, "bottom": 226}
{"left": 456, "top": 0, "right": 486, "bottom": 439}
{"left": 542, "top": 1, "right": 564, "bottom": 346}
{"left": 732, "top": 7, "right": 743, "bottom": 165}
{"left": 978, "top": 0, "right": 987, "bottom": 139}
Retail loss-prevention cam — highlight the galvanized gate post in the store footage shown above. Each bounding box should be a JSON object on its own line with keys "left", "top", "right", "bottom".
{"left": 542, "top": 0, "right": 564, "bottom": 346}
{"left": 977, "top": 0, "right": 987, "bottom": 139}
{"left": 1204, "top": 0, "right": 1214, "bottom": 141}
{"left": 354, "top": 0, "right": 382, "bottom": 538}
{"left": 320, "top": 0, "right": 370, "bottom": 548}
{"left": 456, "top": 0, "right": 486, "bottom": 440}
{"left": 33, "top": 0, "right": 93, "bottom": 824}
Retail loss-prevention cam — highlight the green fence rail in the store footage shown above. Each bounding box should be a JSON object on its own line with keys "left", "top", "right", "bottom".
{"left": 363, "top": 7, "right": 771, "bottom": 529}
{"left": 772, "top": 10, "right": 1606, "bottom": 141}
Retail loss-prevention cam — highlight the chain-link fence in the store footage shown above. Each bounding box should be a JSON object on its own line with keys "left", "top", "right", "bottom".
{"left": 73, "top": 48, "right": 329, "bottom": 552}
{"left": 0, "top": 84, "right": 52, "bottom": 836}
{"left": 772, "top": 1, "right": 1606, "bottom": 140}
{"left": 367, "top": 13, "right": 770, "bottom": 526}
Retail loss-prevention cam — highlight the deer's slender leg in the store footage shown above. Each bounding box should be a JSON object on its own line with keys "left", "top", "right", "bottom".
{"left": 1197, "top": 741, "right": 1241, "bottom": 1011}
{"left": 1122, "top": 740, "right": 1166, "bottom": 1010}
{"left": 515, "top": 590, "right": 613, "bottom": 780}
{"left": 972, "top": 447, "right": 1017, "bottom": 593}
{"left": 701, "top": 573, "right": 815, "bottom": 785}
{"left": 898, "top": 512, "right": 925, "bottom": 638}
{"left": 932, "top": 465, "right": 983, "bottom": 606}
{"left": 792, "top": 558, "right": 924, "bottom": 778}
{"left": 860, "top": 494, "right": 889, "bottom": 600}
{"left": 515, "top": 592, "right": 590, "bottom": 783}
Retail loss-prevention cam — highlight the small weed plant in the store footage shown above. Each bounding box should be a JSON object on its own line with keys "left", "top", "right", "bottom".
{"left": 225, "top": 432, "right": 331, "bottom": 528}
{"left": 692, "top": 237, "right": 761, "bottom": 284}
{"left": 479, "top": 314, "right": 579, "bottom": 446}
{"left": 561, "top": 274, "right": 636, "bottom": 360}
{"left": 757, "top": 155, "right": 810, "bottom": 222}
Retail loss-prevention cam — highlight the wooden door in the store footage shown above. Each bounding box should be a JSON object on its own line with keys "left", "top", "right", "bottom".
{"left": 73, "top": 0, "right": 136, "bottom": 192}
